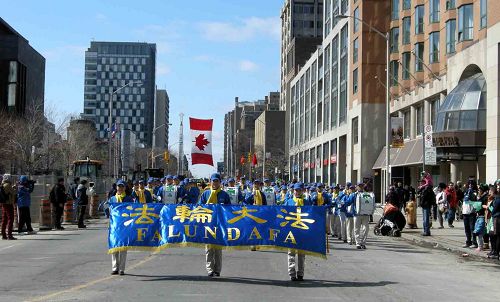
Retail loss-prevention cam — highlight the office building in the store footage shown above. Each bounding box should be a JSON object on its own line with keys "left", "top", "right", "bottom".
{"left": 82, "top": 41, "right": 156, "bottom": 146}
{"left": 154, "top": 88, "right": 170, "bottom": 150}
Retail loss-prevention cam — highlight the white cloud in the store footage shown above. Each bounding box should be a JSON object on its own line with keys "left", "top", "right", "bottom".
{"left": 199, "top": 17, "right": 280, "bottom": 42}
{"left": 95, "top": 13, "right": 107, "bottom": 21}
{"left": 157, "top": 63, "right": 171, "bottom": 76}
{"left": 42, "top": 45, "right": 87, "bottom": 61}
{"left": 238, "top": 60, "right": 258, "bottom": 72}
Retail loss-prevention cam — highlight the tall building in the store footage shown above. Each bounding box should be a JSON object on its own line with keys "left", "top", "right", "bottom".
{"left": 82, "top": 41, "right": 156, "bottom": 146}
{"left": 288, "top": 0, "right": 390, "bottom": 196}
{"left": 254, "top": 110, "right": 286, "bottom": 179}
{"left": 0, "top": 17, "right": 45, "bottom": 115}
{"left": 372, "top": 0, "right": 500, "bottom": 188}
{"left": 154, "top": 88, "right": 170, "bottom": 150}
{"left": 280, "top": 0, "right": 324, "bottom": 173}
{"left": 223, "top": 92, "right": 280, "bottom": 177}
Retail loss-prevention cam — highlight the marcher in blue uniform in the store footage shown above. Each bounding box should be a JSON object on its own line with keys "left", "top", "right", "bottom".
{"left": 244, "top": 179, "right": 267, "bottom": 205}
{"left": 276, "top": 185, "right": 288, "bottom": 205}
{"left": 109, "top": 180, "right": 134, "bottom": 275}
{"left": 226, "top": 178, "right": 244, "bottom": 204}
{"left": 185, "top": 179, "right": 201, "bottom": 204}
{"left": 131, "top": 180, "right": 153, "bottom": 203}
{"left": 343, "top": 184, "right": 357, "bottom": 245}
{"left": 198, "top": 173, "right": 231, "bottom": 277}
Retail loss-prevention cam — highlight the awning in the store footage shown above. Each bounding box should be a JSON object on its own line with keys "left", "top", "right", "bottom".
{"left": 372, "top": 138, "right": 423, "bottom": 170}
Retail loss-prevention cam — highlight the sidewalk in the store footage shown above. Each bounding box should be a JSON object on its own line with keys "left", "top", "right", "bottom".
{"left": 375, "top": 207, "right": 493, "bottom": 260}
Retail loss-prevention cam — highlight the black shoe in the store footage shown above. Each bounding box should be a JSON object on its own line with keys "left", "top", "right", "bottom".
{"left": 214, "top": 272, "right": 220, "bottom": 277}
{"left": 356, "top": 245, "right": 362, "bottom": 249}
{"left": 119, "top": 271, "right": 125, "bottom": 275}
{"left": 111, "top": 271, "right": 118, "bottom": 275}
{"left": 1, "top": 237, "right": 7, "bottom": 240}
{"left": 362, "top": 245, "right": 366, "bottom": 249}
{"left": 487, "top": 254, "right": 499, "bottom": 259}
{"left": 471, "top": 244, "right": 478, "bottom": 249}
{"left": 463, "top": 244, "right": 471, "bottom": 248}
{"left": 448, "top": 224, "right": 454, "bottom": 228}
{"left": 297, "top": 275, "right": 304, "bottom": 281}
{"left": 208, "top": 272, "right": 214, "bottom": 277}
{"left": 343, "top": 240, "right": 348, "bottom": 243}
{"left": 78, "top": 225, "right": 87, "bottom": 229}
{"left": 290, "top": 276, "right": 298, "bottom": 281}
{"left": 7, "top": 237, "right": 17, "bottom": 240}
{"left": 56, "top": 226, "right": 65, "bottom": 230}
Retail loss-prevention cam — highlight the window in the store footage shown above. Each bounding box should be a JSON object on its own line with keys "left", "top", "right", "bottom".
{"left": 480, "top": 0, "right": 487, "bottom": 29}
{"left": 402, "top": 17, "right": 411, "bottom": 44}
{"left": 402, "top": 52, "right": 411, "bottom": 80}
{"left": 352, "top": 117, "right": 359, "bottom": 145}
{"left": 354, "top": 7, "right": 360, "bottom": 32}
{"left": 430, "top": 100, "right": 440, "bottom": 127}
{"left": 429, "top": 0, "right": 440, "bottom": 23}
{"left": 341, "top": 0, "right": 348, "bottom": 15}
{"left": 416, "top": 105, "right": 424, "bottom": 135}
{"left": 391, "top": 0, "right": 399, "bottom": 20}
{"left": 353, "top": 68, "right": 358, "bottom": 93}
{"left": 353, "top": 38, "right": 359, "bottom": 63}
{"left": 446, "top": 0, "right": 456, "bottom": 10}
{"left": 403, "top": 110, "right": 410, "bottom": 138}
{"left": 446, "top": 19, "right": 456, "bottom": 53}
{"left": 390, "top": 27, "right": 399, "bottom": 53}
{"left": 390, "top": 61, "right": 399, "bottom": 86}
{"left": 458, "top": 4, "right": 473, "bottom": 41}
{"left": 429, "top": 32, "right": 440, "bottom": 63}
{"left": 414, "top": 42, "right": 424, "bottom": 72}
{"left": 339, "top": 25, "right": 348, "bottom": 123}
{"left": 415, "top": 5, "right": 424, "bottom": 34}
{"left": 403, "top": 0, "right": 411, "bottom": 10}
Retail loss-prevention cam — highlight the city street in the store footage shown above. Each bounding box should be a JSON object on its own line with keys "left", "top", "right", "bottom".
{"left": 1, "top": 219, "right": 498, "bottom": 302}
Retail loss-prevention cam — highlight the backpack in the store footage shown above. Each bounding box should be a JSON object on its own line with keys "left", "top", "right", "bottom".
{"left": 0, "top": 186, "right": 6, "bottom": 204}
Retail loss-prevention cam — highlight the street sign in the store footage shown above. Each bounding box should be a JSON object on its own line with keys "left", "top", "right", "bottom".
{"left": 424, "top": 124, "right": 433, "bottom": 148}
{"left": 425, "top": 147, "right": 437, "bottom": 165}
{"left": 424, "top": 125, "right": 433, "bottom": 134}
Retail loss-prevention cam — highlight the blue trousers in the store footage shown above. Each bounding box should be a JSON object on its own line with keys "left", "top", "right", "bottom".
{"left": 422, "top": 207, "right": 431, "bottom": 235}
{"left": 463, "top": 214, "right": 477, "bottom": 246}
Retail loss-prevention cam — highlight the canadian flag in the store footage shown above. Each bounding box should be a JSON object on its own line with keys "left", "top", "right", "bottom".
{"left": 190, "top": 117, "right": 214, "bottom": 166}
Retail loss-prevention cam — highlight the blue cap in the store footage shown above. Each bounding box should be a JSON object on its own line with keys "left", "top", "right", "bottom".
{"left": 281, "top": 185, "right": 287, "bottom": 190}
{"left": 346, "top": 182, "right": 352, "bottom": 187}
{"left": 293, "top": 183, "right": 304, "bottom": 190}
{"left": 271, "top": 182, "right": 276, "bottom": 186}
{"left": 147, "top": 177, "right": 154, "bottom": 183}
{"left": 263, "top": 178, "right": 270, "bottom": 183}
{"left": 253, "top": 179, "right": 261, "bottom": 183}
{"left": 357, "top": 182, "right": 365, "bottom": 186}
{"left": 116, "top": 180, "right": 126, "bottom": 186}
{"left": 166, "top": 175, "right": 173, "bottom": 179}
{"left": 228, "top": 178, "right": 235, "bottom": 183}
{"left": 173, "top": 175, "right": 179, "bottom": 180}
{"left": 210, "top": 173, "right": 221, "bottom": 181}
{"left": 19, "top": 175, "right": 28, "bottom": 184}
{"left": 138, "top": 179, "right": 145, "bottom": 184}
{"left": 317, "top": 183, "right": 324, "bottom": 188}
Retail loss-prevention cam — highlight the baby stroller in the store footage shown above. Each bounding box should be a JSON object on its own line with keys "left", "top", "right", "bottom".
{"left": 374, "top": 203, "right": 406, "bottom": 237}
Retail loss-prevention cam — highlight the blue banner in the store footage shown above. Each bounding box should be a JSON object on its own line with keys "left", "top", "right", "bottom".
{"left": 108, "top": 203, "right": 327, "bottom": 258}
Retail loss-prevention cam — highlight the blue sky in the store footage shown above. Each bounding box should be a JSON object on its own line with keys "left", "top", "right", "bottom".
{"left": 2, "top": 0, "right": 282, "bottom": 177}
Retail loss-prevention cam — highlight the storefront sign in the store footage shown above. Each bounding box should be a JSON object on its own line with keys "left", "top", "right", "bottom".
{"left": 391, "top": 117, "right": 404, "bottom": 148}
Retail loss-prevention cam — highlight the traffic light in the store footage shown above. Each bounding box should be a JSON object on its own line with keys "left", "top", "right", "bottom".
{"left": 163, "top": 151, "right": 170, "bottom": 163}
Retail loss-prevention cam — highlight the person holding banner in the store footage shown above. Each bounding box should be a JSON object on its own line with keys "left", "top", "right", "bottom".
{"left": 244, "top": 179, "right": 267, "bottom": 206}
{"left": 276, "top": 185, "right": 288, "bottom": 205}
{"left": 198, "top": 173, "right": 231, "bottom": 277}
{"left": 225, "top": 178, "right": 243, "bottom": 204}
{"left": 284, "top": 182, "right": 309, "bottom": 281}
{"left": 185, "top": 179, "right": 201, "bottom": 204}
{"left": 262, "top": 179, "right": 276, "bottom": 206}
{"left": 157, "top": 175, "right": 177, "bottom": 204}
{"left": 131, "top": 180, "right": 153, "bottom": 204}
{"left": 109, "top": 180, "right": 134, "bottom": 275}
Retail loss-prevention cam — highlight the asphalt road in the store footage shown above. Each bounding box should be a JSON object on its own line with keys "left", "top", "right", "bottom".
{"left": 1, "top": 220, "right": 499, "bottom": 302}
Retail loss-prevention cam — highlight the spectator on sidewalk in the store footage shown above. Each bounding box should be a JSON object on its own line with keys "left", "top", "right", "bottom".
{"left": 488, "top": 182, "right": 500, "bottom": 260}
{"left": 68, "top": 177, "right": 80, "bottom": 222}
{"left": 485, "top": 184, "right": 497, "bottom": 255}
{"left": 445, "top": 183, "right": 458, "bottom": 228}
{"left": 17, "top": 175, "right": 36, "bottom": 235}
{"left": 455, "top": 181, "right": 464, "bottom": 221}
{"left": 473, "top": 184, "right": 489, "bottom": 252}
{"left": 462, "top": 179, "right": 478, "bottom": 248}
{"left": 436, "top": 183, "right": 448, "bottom": 229}
{"left": 1, "top": 174, "right": 17, "bottom": 240}
{"left": 418, "top": 173, "right": 435, "bottom": 236}
{"left": 76, "top": 179, "right": 89, "bottom": 229}
{"left": 50, "top": 178, "right": 67, "bottom": 230}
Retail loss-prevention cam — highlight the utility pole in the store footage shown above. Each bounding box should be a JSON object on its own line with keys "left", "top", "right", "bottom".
{"left": 178, "top": 113, "right": 184, "bottom": 175}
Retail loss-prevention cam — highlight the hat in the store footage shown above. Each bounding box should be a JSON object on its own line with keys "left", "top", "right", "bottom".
{"left": 228, "top": 178, "right": 235, "bottom": 183}
{"left": 138, "top": 179, "right": 145, "bottom": 184}
{"left": 210, "top": 173, "right": 221, "bottom": 181}
{"left": 19, "top": 175, "right": 28, "bottom": 184}
{"left": 253, "top": 179, "right": 261, "bottom": 183}
{"left": 479, "top": 183, "right": 489, "bottom": 192}
{"left": 356, "top": 182, "right": 364, "bottom": 187}
{"left": 346, "top": 182, "right": 352, "bottom": 187}
{"left": 147, "top": 177, "right": 154, "bottom": 183}
{"left": 349, "top": 185, "right": 356, "bottom": 190}
{"left": 116, "top": 180, "right": 126, "bottom": 186}
{"left": 263, "top": 178, "right": 270, "bottom": 183}
{"left": 317, "top": 183, "right": 324, "bottom": 188}
{"left": 166, "top": 175, "right": 173, "bottom": 180}
{"left": 281, "top": 185, "right": 287, "bottom": 191}
{"left": 173, "top": 175, "right": 179, "bottom": 180}
{"left": 293, "top": 183, "right": 305, "bottom": 190}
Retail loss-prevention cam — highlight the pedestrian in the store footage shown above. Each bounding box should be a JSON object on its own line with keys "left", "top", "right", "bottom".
{"left": 284, "top": 182, "right": 308, "bottom": 281}
{"left": 445, "top": 182, "right": 458, "bottom": 228}
{"left": 1, "top": 174, "right": 17, "bottom": 240}
{"left": 418, "top": 174, "right": 436, "bottom": 236}
{"left": 68, "top": 177, "right": 80, "bottom": 222}
{"left": 487, "top": 183, "right": 500, "bottom": 260}
{"left": 354, "top": 182, "right": 375, "bottom": 249}
{"left": 435, "top": 183, "right": 448, "bottom": 229}
{"left": 473, "top": 184, "right": 489, "bottom": 252}
{"left": 455, "top": 181, "right": 464, "bottom": 221}
{"left": 109, "top": 179, "right": 134, "bottom": 275}
{"left": 405, "top": 186, "right": 418, "bottom": 229}
{"left": 76, "top": 179, "right": 89, "bottom": 229}
{"left": 198, "top": 173, "right": 231, "bottom": 277}
{"left": 462, "top": 179, "right": 479, "bottom": 248}
{"left": 485, "top": 184, "right": 497, "bottom": 253}
{"left": 50, "top": 178, "right": 67, "bottom": 230}
{"left": 343, "top": 184, "right": 356, "bottom": 245}
{"left": 17, "top": 175, "right": 36, "bottom": 235}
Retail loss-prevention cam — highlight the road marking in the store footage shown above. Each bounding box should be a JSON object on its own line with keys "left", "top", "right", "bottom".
{"left": 0, "top": 244, "right": 17, "bottom": 251}
{"left": 24, "top": 253, "right": 158, "bottom": 302}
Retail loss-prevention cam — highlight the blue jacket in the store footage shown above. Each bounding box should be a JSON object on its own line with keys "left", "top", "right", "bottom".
{"left": 108, "top": 195, "right": 134, "bottom": 203}
{"left": 310, "top": 191, "right": 332, "bottom": 207}
{"left": 244, "top": 191, "right": 268, "bottom": 205}
{"left": 283, "top": 195, "right": 312, "bottom": 206}
{"left": 176, "top": 185, "right": 187, "bottom": 203}
{"left": 131, "top": 190, "right": 153, "bottom": 203}
{"left": 198, "top": 189, "right": 231, "bottom": 205}
{"left": 343, "top": 193, "right": 356, "bottom": 217}
{"left": 185, "top": 186, "right": 200, "bottom": 204}
{"left": 17, "top": 185, "right": 34, "bottom": 207}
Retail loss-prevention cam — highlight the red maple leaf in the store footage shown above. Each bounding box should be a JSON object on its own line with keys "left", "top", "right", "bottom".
{"left": 194, "top": 134, "right": 210, "bottom": 151}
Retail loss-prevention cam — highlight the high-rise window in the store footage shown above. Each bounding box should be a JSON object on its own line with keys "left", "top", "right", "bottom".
{"left": 458, "top": 4, "right": 473, "bottom": 41}
{"left": 447, "top": 0, "right": 456, "bottom": 10}
{"left": 402, "top": 17, "right": 411, "bottom": 44}
{"left": 429, "top": 32, "right": 440, "bottom": 63}
{"left": 339, "top": 24, "right": 348, "bottom": 123}
{"left": 390, "top": 27, "right": 399, "bottom": 53}
{"left": 353, "top": 68, "right": 358, "bottom": 93}
{"left": 480, "top": 0, "right": 487, "bottom": 29}
{"left": 391, "top": 0, "right": 399, "bottom": 20}
{"left": 415, "top": 43, "right": 424, "bottom": 72}
{"left": 341, "top": 0, "right": 348, "bottom": 15}
{"left": 403, "top": 0, "right": 411, "bottom": 10}
{"left": 331, "top": 35, "right": 338, "bottom": 128}
{"left": 390, "top": 60, "right": 399, "bottom": 86}
{"left": 352, "top": 117, "right": 359, "bottom": 145}
{"left": 353, "top": 38, "right": 359, "bottom": 63}
{"left": 416, "top": 105, "right": 424, "bottom": 135}
{"left": 403, "top": 110, "right": 410, "bottom": 139}
{"left": 415, "top": 5, "right": 424, "bottom": 34}
{"left": 402, "top": 52, "right": 411, "bottom": 80}
{"left": 354, "top": 7, "right": 360, "bottom": 33}
{"left": 446, "top": 19, "right": 456, "bottom": 53}
{"left": 429, "top": 0, "right": 440, "bottom": 23}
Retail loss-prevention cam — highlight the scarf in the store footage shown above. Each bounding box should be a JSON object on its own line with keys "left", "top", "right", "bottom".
{"left": 293, "top": 195, "right": 304, "bottom": 206}
{"left": 115, "top": 192, "right": 127, "bottom": 203}
{"left": 254, "top": 190, "right": 263, "bottom": 205}
{"left": 136, "top": 189, "right": 146, "bottom": 203}
{"left": 280, "top": 192, "right": 286, "bottom": 201}
{"left": 207, "top": 187, "right": 222, "bottom": 204}
{"left": 317, "top": 192, "right": 324, "bottom": 206}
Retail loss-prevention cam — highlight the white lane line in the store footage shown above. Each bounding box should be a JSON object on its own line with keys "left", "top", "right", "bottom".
{"left": 0, "top": 245, "right": 17, "bottom": 251}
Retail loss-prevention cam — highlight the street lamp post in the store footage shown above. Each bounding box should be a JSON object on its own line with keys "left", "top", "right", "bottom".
{"left": 150, "top": 123, "right": 172, "bottom": 168}
{"left": 108, "top": 80, "right": 142, "bottom": 178}
{"left": 334, "top": 14, "right": 391, "bottom": 198}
